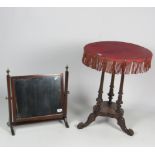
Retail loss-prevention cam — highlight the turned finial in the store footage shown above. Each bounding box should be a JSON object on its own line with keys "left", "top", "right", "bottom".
{"left": 66, "top": 65, "right": 69, "bottom": 71}
{"left": 6, "top": 69, "right": 10, "bottom": 75}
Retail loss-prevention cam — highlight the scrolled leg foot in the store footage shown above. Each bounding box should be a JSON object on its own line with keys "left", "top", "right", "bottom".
{"left": 117, "top": 116, "right": 134, "bottom": 136}
{"left": 77, "top": 122, "right": 85, "bottom": 129}
{"left": 77, "top": 112, "right": 97, "bottom": 129}
{"left": 77, "top": 103, "right": 100, "bottom": 129}
{"left": 126, "top": 128, "right": 134, "bottom": 136}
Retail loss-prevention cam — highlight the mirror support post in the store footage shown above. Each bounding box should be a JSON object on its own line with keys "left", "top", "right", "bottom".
{"left": 6, "top": 69, "right": 15, "bottom": 136}
{"left": 63, "top": 66, "right": 69, "bottom": 128}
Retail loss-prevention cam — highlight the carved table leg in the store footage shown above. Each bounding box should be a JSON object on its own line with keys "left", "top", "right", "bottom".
{"left": 117, "top": 116, "right": 134, "bottom": 136}
{"left": 77, "top": 104, "right": 100, "bottom": 129}
{"left": 77, "top": 68, "right": 134, "bottom": 136}
{"left": 116, "top": 69, "right": 134, "bottom": 136}
{"left": 77, "top": 71, "right": 105, "bottom": 129}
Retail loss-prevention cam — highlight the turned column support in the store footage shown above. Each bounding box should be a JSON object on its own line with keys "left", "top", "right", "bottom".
{"left": 96, "top": 71, "right": 105, "bottom": 103}
{"left": 116, "top": 67, "right": 125, "bottom": 112}
{"left": 108, "top": 72, "right": 115, "bottom": 105}
{"left": 77, "top": 64, "right": 134, "bottom": 136}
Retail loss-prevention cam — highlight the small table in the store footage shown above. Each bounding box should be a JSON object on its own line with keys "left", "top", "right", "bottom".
{"left": 77, "top": 41, "right": 152, "bottom": 136}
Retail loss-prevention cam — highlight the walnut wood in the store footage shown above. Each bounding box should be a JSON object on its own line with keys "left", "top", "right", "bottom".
{"left": 96, "top": 71, "right": 105, "bottom": 103}
{"left": 117, "top": 116, "right": 134, "bottom": 136}
{"left": 9, "top": 117, "right": 63, "bottom": 125}
{"left": 6, "top": 69, "right": 15, "bottom": 136}
{"left": 63, "top": 117, "right": 69, "bottom": 128}
{"left": 6, "top": 67, "right": 69, "bottom": 135}
{"left": 108, "top": 73, "right": 115, "bottom": 105}
{"left": 115, "top": 67, "right": 134, "bottom": 136}
{"left": 116, "top": 71, "right": 124, "bottom": 112}
{"left": 77, "top": 104, "right": 100, "bottom": 129}
{"left": 77, "top": 71, "right": 134, "bottom": 136}
{"left": 63, "top": 65, "right": 69, "bottom": 128}
{"left": 15, "top": 113, "right": 64, "bottom": 123}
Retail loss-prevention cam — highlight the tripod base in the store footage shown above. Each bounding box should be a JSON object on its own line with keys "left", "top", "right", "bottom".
{"left": 77, "top": 101, "right": 134, "bottom": 136}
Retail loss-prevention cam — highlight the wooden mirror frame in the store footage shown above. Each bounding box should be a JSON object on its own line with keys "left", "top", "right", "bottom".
{"left": 6, "top": 66, "right": 69, "bottom": 136}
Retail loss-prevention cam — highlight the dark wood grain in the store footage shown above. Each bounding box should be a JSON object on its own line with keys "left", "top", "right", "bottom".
{"left": 96, "top": 71, "right": 105, "bottom": 103}
{"left": 63, "top": 66, "right": 69, "bottom": 128}
{"left": 6, "top": 69, "right": 15, "bottom": 136}
{"left": 108, "top": 73, "right": 115, "bottom": 105}
{"left": 77, "top": 71, "right": 134, "bottom": 136}
{"left": 6, "top": 67, "right": 69, "bottom": 135}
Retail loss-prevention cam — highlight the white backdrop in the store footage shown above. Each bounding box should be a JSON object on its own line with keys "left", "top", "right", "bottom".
{"left": 0, "top": 8, "right": 155, "bottom": 146}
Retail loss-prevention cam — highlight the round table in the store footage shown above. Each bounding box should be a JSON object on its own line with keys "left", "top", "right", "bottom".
{"left": 77, "top": 41, "right": 152, "bottom": 136}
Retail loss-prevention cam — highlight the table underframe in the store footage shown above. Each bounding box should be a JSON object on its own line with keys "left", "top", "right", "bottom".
{"left": 77, "top": 70, "right": 134, "bottom": 136}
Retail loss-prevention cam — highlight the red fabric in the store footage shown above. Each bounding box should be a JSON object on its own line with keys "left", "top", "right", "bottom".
{"left": 83, "top": 41, "right": 152, "bottom": 74}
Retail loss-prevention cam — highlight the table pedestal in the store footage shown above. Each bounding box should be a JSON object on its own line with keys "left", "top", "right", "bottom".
{"left": 77, "top": 71, "right": 134, "bottom": 136}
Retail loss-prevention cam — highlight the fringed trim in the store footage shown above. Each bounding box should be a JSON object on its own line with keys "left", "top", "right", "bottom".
{"left": 82, "top": 53, "right": 152, "bottom": 74}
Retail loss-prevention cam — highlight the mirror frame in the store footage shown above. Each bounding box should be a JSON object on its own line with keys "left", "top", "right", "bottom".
{"left": 6, "top": 67, "right": 69, "bottom": 136}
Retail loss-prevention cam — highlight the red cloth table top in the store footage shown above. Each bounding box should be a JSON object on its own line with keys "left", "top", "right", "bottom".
{"left": 83, "top": 41, "right": 153, "bottom": 74}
